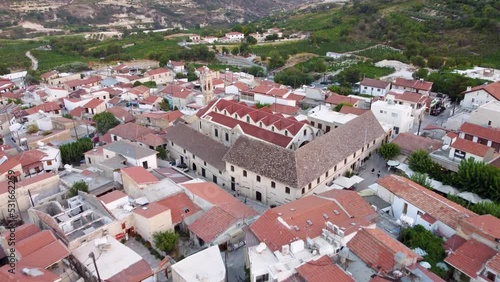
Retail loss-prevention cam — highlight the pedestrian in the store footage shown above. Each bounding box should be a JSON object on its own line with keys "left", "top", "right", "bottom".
{"left": 377, "top": 171, "right": 381, "bottom": 178}
{"left": 371, "top": 168, "right": 375, "bottom": 174}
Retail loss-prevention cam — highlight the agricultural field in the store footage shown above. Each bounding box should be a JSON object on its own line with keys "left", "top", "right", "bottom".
{"left": 0, "top": 40, "right": 44, "bottom": 71}
{"left": 251, "top": 40, "right": 373, "bottom": 58}
{"left": 32, "top": 50, "right": 91, "bottom": 72}
{"left": 351, "top": 45, "right": 406, "bottom": 63}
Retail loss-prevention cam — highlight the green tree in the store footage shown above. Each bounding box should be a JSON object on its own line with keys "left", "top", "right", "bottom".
{"left": 427, "top": 56, "right": 445, "bottom": 69}
{"left": 221, "top": 46, "right": 229, "bottom": 55}
{"left": 156, "top": 146, "right": 168, "bottom": 160}
{"left": 333, "top": 102, "right": 353, "bottom": 112}
{"left": 378, "top": 143, "right": 401, "bottom": 160}
{"left": 60, "top": 137, "right": 93, "bottom": 164}
{"left": 67, "top": 181, "right": 89, "bottom": 198}
{"left": 133, "top": 81, "right": 142, "bottom": 87}
{"left": 267, "top": 51, "right": 286, "bottom": 70}
{"left": 454, "top": 158, "right": 500, "bottom": 201}
{"left": 153, "top": 231, "right": 179, "bottom": 253}
{"left": 26, "top": 124, "right": 39, "bottom": 134}
{"left": 231, "top": 46, "right": 239, "bottom": 56}
{"left": 274, "top": 68, "right": 314, "bottom": 88}
{"left": 246, "top": 36, "right": 257, "bottom": 45}
{"left": 410, "top": 172, "right": 433, "bottom": 189}
{"left": 93, "top": 112, "right": 120, "bottom": 135}
{"left": 159, "top": 99, "right": 170, "bottom": 111}
{"left": 143, "top": 81, "right": 156, "bottom": 88}
{"left": 408, "top": 150, "right": 434, "bottom": 174}
{"left": 413, "top": 68, "right": 429, "bottom": 80}
{"left": 411, "top": 56, "right": 426, "bottom": 68}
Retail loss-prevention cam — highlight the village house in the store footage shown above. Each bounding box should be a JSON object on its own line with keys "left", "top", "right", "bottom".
{"left": 0, "top": 173, "right": 60, "bottom": 220}
{"left": 0, "top": 92, "right": 21, "bottom": 105}
{"left": 359, "top": 78, "right": 391, "bottom": 96}
{"left": 391, "top": 132, "right": 443, "bottom": 156}
{"left": 136, "top": 110, "right": 183, "bottom": 130}
{"left": 121, "top": 166, "right": 160, "bottom": 198}
{"left": 246, "top": 190, "right": 377, "bottom": 282}
{"left": 325, "top": 93, "right": 361, "bottom": 109}
{"left": 372, "top": 175, "right": 477, "bottom": 238}
{"left": 166, "top": 60, "right": 185, "bottom": 74}
{"left": 391, "top": 78, "right": 433, "bottom": 95}
{"left": 63, "top": 76, "right": 102, "bottom": 91}
{"left": 114, "top": 74, "right": 141, "bottom": 84}
{"left": 0, "top": 158, "right": 23, "bottom": 182}
{"left": 103, "top": 139, "right": 158, "bottom": 169}
{"left": 165, "top": 123, "right": 229, "bottom": 187}
{"left": 188, "top": 34, "right": 201, "bottom": 41}
{"left": 0, "top": 223, "right": 72, "bottom": 280}
{"left": 224, "top": 32, "right": 244, "bottom": 41}
{"left": 203, "top": 36, "right": 218, "bottom": 44}
{"left": 83, "top": 98, "right": 106, "bottom": 116}
{"left": 143, "top": 68, "right": 174, "bottom": 84}
{"left": 468, "top": 100, "right": 500, "bottom": 128}
{"left": 171, "top": 246, "right": 226, "bottom": 282}
{"left": 138, "top": 95, "right": 163, "bottom": 109}
{"left": 0, "top": 79, "right": 15, "bottom": 93}
{"left": 11, "top": 149, "right": 47, "bottom": 176}
{"left": 371, "top": 100, "right": 415, "bottom": 135}
{"left": 163, "top": 85, "right": 196, "bottom": 110}
{"left": 40, "top": 70, "right": 59, "bottom": 82}
{"left": 223, "top": 111, "right": 389, "bottom": 206}
{"left": 307, "top": 105, "right": 358, "bottom": 133}
{"left": 458, "top": 122, "right": 500, "bottom": 152}
{"left": 460, "top": 82, "right": 500, "bottom": 109}
{"left": 108, "top": 122, "right": 155, "bottom": 143}
{"left": 45, "top": 72, "right": 81, "bottom": 87}
{"left": 195, "top": 99, "right": 319, "bottom": 150}
{"left": 385, "top": 90, "right": 428, "bottom": 121}
{"left": 106, "top": 106, "right": 135, "bottom": 124}
{"left": 122, "top": 85, "right": 150, "bottom": 101}
{"left": 448, "top": 137, "right": 495, "bottom": 163}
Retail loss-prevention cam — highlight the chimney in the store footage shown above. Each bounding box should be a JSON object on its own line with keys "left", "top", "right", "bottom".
{"left": 466, "top": 86, "right": 472, "bottom": 91}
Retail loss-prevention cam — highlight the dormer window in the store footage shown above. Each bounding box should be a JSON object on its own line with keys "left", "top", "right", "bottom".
{"left": 246, "top": 116, "right": 250, "bottom": 123}
{"left": 285, "top": 130, "right": 288, "bottom": 136}
{"left": 271, "top": 126, "right": 274, "bottom": 132}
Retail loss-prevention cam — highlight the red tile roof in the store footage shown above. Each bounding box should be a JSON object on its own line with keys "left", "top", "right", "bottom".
{"left": 145, "top": 68, "right": 169, "bottom": 76}
{"left": 98, "top": 190, "right": 128, "bottom": 205}
{"left": 377, "top": 175, "right": 476, "bottom": 229}
{"left": 268, "top": 88, "right": 290, "bottom": 97}
{"left": 107, "top": 259, "right": 153, "bottom": 282}
{"left": 2, "top": 223, "right": 40, "bottom": 241}
{"left": 391, "top": 133, "right": 443, "bottom": 154}
{"left": 0, "top": 263, "right": 59, "bottom": 282}
{"left": 360, "top": 78, "right": 390, "bottom": 89}
{"left": 394, "top": 78, "right": 432, "bottom": 91}
{"left": 133, "top": 202, "right": 169, "bottom": 219}
{"left": 250, "top": 193, "right": 376, "bottom": 252}
{"left": 232, "top": 82, "right": 250, "bottom": 92}
{"left": 188, "top": 206, "right": 238, "bottom": 242}
{"left": 65, "top": 76, "right": 102, "bottom": 88}
{"left": 25, "top": 101, "right": 61, "bottom": 115}
{"left": 109, "top": 123, "right": 155, "bottom": 141}
{"left": 285, "top": 93, "right": 306, "bottom": 101}
{"left": 390, "top": 91, "right": 427, "bottom": 104}
{"left": 269, "top": 103, "right": 300, "bottom": 115}
{"left": 121, "top": 166, "right": 159, "bottom": 184}
{"left": 445, "top": 239, "right": 497, "bottom": 278}
{"left": 12, "top": 150, "right": 47, "bottom": 168}
{"left": 318, "top": 189, "right": 378, "bottom": 220}
{"left": 347, "top": 228, "right": 421, "bottom": 272}
{"left": 40, "top": 70, "right": 58, "bottom": 80}
{"left": 486, "top": 253, "right": 500, "bottom": 274}
{"left": 138, "top": 110, "right": 183, "bottom": 121}
{"left": 325, "top": 93, "right": 359, "bottom": 106}
{"left": 137, "top": 133, "right": 166, "bottom": 147}
{"left": 451, "top": 138, "right": 491, "bottom": 157}
{"left": 17, "top": 230, "right": 70, "bottom": 268}
{"left": 0, "top": 158, "right": 21, "bottom": 174}
{"left": 83, "top": 98, "right": 104, "bottom": 109}
{"left": 296, "top": 256, "right": 355, "bottom": 282}
{"left": 69, "top": 106, "right": 85, "bottom": 117}
{"left": 158, "top": 192, "right": 201, "bottom": 224}
{"left": 106, "top": 106, "right": 135, "bottom": 123}
{"left": 459, "top": 122, "right": 500, "bottom": 143}
{"left": 462, "top": 82, "right": 500, "bottom": 100}
{"left": 461, "top": 214, "right": 500, "bottom": 239}
{"left": 108, "top": 96, "right": 121, "bottom": 105}
{"left": 339, "top": 105, "right": 368, "bottom": 116}
{"left": 140, "top": 95, "right": 162, "bottom": 104}
{"left": 443, "top": 234, "right": 467, "bottom": 252}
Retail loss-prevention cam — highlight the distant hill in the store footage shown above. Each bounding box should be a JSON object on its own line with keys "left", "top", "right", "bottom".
{"left": 0, "top": 0, "right": 317, "bottom": 37}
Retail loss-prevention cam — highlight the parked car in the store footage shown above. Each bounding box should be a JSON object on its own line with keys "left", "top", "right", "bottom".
{"left": 176, "top": 163, "right": 189, "bottom": 172}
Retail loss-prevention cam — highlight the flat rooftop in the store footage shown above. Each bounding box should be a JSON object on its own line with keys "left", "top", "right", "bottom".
{"left": 308, "top": 106, "right": 357, "bottom": 124}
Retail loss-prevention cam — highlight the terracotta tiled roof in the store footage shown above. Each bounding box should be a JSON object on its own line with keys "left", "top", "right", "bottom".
{"left": 486, "top": 253, "right": 500, "bottom": 274}
{"left": 12, "top": 150, "right": 47, "bottom": 168}
{"left": 106, "top": 106, "right": 135, "bottom": 123}
{"left": 267, "top": 88, "right": 290, "bottom": 97}
{"left": 444, "top": 239, "right": 497, "bottom": 278}
{"left": 40, "top": 70, "right": 58, "bottom": 80}
{"left": 145, "top": 68, "right": 169, "bottom": 76}
{"left": 157, "top": 192, "right": 201, "bottom": 224}
{"left": 2, "top": 223, "right": 40, "bottom": 241}
{"left": 446, "top": 132, "right": 458, "bottom": 138}
{"left": 107, "top": 259, "right": 153, "bottom": 282}
{"left": 108, "top": 123, "right": 155, "bottom": 141}
{"left": 360, "top": 78, "right": 390, "bottom": 89}
{"left": 188, "top": 206, "right": 238, "bottom": 242}
{"left": 98, "top": 190, "right": 128, "bottom": 205}
{"left": 249, "top": 193, "right": 376, "bottom": 252}
{"left": 65, "top": 76, "right": 101, "bottom": 88}
{"left": 252, "top": 84, "right": 273, "bottom": 94}
{"left": 394, "top": 78, "right": 432, "bottom": 91}
{"left": 451, "top": 138, "right": 491, "bottom": 156}
{"left": 138, "top": 110, "right": 183, "bottom": 121}
{"left": 269, "top": 103, "right": 300, "bottom": 115}
{"left": 325, "top": 93, "right": 359, "bottom": 106}
{"left": 16, "top": 230, "right": 70, "bottom": 268}
{"left": 285, "top": 93, "right": 306, "bottom": 101}
{"left": 339, "top": 105, "right": 367, "bottom": 116}
{"left": 296, "top": 256, "right": 355, "bottom": 282}
{"left": 140, "top": 95, "right": 162, "bottom": 104}
{"left": 0, "top": 158, "right": 21, "bottom": 174}
{"left": 231, "top": 82, "right": 250, "bottom": 91}
{"left": 347, "top": 228, "right": 421, "bottom": 272}
{"left": 108, "top": 96, "right": 121, "bottom": 105}
{"left": 443, "top": 234, "right": 467, "bottom": 252}
{"left": 0, "top": 263, "right": 59, "bottom": 282}
{"left": 318, "top": 190, "right": 378, "bottom": 220}
{"left": 461, "top": 214, "right": 500, "bottom": 239}
{"left": 462, "top": 82, "right": 500, "bottom": 100}
{"left": 377, "top": 175, "right": 477, "bottom": 229}
{"left": 137, "top": 132, "right": 166, "bottom": 147}
{"left": 121, "top": 166, "right": 159, "bottom": 184}
{"left": 390, "top": 91, "right": 427, "bottom": 104}
{"left": 459, "top": 122, "right": 500, "bottom": 143}
{"left": 133, "top": 202, "right": 169, "bottom": 219}
{"left": 69, "top": 106, "right": 85, "bottom": 117}
{"left": 164, "top": 123, "right": 229, "bottom": 171}
{"left": 391, "top": 133, "right": 443, "bottom": 154}
{"left": 25, "top": 101, "right": 60, "bottom": 115}
{"left": 83, "top": 98, "right": 104, "bottom": 109}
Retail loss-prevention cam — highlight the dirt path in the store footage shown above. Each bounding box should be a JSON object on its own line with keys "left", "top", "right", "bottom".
{"left": 274, "top": 53, "right": 318, "bottom": 72}
{"left": 25, "top": 51, "right": 38, "bottom": 70}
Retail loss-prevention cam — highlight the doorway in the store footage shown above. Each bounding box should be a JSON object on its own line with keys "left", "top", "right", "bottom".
{"left": 256, "top": 191, "right": 262, "bottom": 202}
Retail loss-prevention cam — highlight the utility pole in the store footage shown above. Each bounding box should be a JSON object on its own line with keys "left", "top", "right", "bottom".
{"left": 72, "top": 119, "right": 79, "bottom": 139}
{"left": 89, "top": 252, "right": 101, "bottom": 282}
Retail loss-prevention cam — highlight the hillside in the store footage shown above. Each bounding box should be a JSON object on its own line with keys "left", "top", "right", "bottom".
{"left": 252, "top": 0, "right": 500, "bottom": 68}
{"left": 0, "top": 0, "right": 317, "bottom": 38}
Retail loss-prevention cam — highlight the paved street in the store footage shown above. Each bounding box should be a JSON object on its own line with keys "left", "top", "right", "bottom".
{"left": 355, "top": 152, "right": 394, "bottom": 192}
{"left": 222, "top": 247, "right": 246, "bottom": 282}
